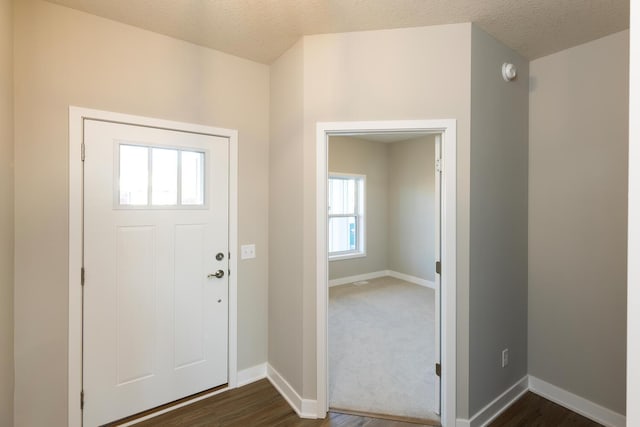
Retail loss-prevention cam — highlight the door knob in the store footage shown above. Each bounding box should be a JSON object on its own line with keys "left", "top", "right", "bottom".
{"left": 208, "top": 270, "right": 225, "bottom": 279}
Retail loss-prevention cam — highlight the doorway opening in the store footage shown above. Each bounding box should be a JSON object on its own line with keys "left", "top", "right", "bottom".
{"left": 316, "top": 120, "right": 457, "bottom": 427}
{"left": 327, "top": 132, "right": 439, "bottom": 423}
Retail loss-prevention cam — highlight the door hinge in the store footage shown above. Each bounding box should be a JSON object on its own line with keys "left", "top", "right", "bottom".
{"left": 80, "top": 390, "right": 84, "bottom": 410}
{"left": 436, "top": 158, "right": 442, "bottom": 173}
{"left": 81, "top": 267, "right": 85, "bottom": 286}
{"left": 435, "top": 363, "right": 441, "bottom": 377}
{"left": 81, "top": 143, "right": 86, "bottom": 162}
{"left": 436, "top": 261, "right": 441, "bottom": 275}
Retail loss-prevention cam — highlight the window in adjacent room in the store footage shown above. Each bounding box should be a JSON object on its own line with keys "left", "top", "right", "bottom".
{"left": 328, "top": 173, "right": 365, "bottom": 260}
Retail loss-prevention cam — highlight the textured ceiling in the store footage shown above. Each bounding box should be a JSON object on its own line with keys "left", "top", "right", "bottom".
{"left": 44, "top": 0, "right": 629, "bottom": 64}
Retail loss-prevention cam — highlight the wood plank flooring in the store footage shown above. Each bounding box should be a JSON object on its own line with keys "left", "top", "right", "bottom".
{"left": 133, "top": 379, "right": 426, "bottom": 427}
{"left": 490, "top": 392, "right": 602, "bottom": 427}
{"left": 131, "top": 379, "right": 602, "bottom": 427}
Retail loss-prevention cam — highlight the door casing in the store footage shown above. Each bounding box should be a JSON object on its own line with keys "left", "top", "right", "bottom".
{"left": 316, "top": 119, "right": 457, "bottom": 426}
{"left": 68, "top": 106, "right": 239, "bottom": 427}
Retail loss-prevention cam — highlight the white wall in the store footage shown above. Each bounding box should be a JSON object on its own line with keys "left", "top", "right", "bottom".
{"left": 468, "top": 25, "right": 530, "bottom": 416}
{"left": 628, "top": 1, "right": 640, "bottom": 424}
{"left": 529, "top": 31, "right": 629, "bottom": 415}
{"left": 0, "top": 0, "right": 13, "bottom": 425}
{"left": 328, "top": 136, "right": 389, "bottom": 280}
{"left": 13, "top": 1, "right": 270, "bottom": 425}
{"left": 388, "top": 136, "right": 437, "bottom": 282}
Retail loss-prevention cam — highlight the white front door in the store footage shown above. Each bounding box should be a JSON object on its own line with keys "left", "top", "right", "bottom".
{"left": 82, "top": 119, "right": 229, "bottom": 426}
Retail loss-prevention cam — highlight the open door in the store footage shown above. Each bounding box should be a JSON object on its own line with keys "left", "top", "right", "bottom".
{"left": 434, "top": 134, "right": 442, "bottom": 415}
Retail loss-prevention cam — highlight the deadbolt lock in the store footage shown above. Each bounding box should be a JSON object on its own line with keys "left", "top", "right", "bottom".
{"left": 216, "top": 252, "right": 224, "bottom": 261}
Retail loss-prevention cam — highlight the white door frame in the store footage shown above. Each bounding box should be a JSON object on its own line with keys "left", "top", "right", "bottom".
{"left": 316, "top": 119, "right": 457, "bottom": 426}
{"left": 68, "top": 106, "right": 239, "bottom": 427}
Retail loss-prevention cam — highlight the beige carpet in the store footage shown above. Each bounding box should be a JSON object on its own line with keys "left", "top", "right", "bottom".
{"left": 328, "top": 276, "right": 437, "bottom": 420}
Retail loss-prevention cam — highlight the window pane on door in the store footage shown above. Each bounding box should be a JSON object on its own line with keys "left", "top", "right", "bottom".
{"left": 119, "top": 145, "right": 149, "bottom": 206}
{"left": 151, "top": 148, "right": 178, "bottom": 206}
{"left": 329, "top": 216, "right": 357, "bottom": 253}
{"left": 181, "top": 151, "right": 205, "bottom": 205}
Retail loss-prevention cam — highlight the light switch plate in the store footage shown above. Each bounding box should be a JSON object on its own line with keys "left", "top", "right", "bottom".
{"left": 241, "top": 244, "right": 256, "bottom": 260}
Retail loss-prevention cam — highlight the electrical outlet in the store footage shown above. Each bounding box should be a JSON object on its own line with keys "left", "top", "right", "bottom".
{"left": 241, "top": 244, "right": 256, "bottom": 260}
{"left": 502, "top": 348, "right": 509, "bottom": 368}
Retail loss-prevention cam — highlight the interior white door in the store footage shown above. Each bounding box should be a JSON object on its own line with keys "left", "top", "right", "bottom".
{"left": 434, "top": 134, "right": 442, "bottom": 415}
{"left": 83, "top": 119, "right": 229, "bottom": 426}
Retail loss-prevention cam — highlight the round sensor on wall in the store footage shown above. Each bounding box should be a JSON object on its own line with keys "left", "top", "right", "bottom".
{"left": 502, "top": 63, "right": 517, "bottom": 82}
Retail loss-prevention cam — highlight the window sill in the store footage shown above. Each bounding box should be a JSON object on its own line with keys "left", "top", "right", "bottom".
{"left": 329, "top": 252, "right": 366, "bottom": 262}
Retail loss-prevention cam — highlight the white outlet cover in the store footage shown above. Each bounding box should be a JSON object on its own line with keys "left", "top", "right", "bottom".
{"left": 241, "top": 244, "right": 256, "bottom": 260}
{"left": 502, "top": 349, "right": 509, "bottom": 367}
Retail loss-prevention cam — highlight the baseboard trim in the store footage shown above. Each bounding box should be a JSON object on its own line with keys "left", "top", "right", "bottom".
{"left": 456, "top": 376, "right": 528, "bottom": 427}
{"left": 267, "top": 364, "right": 318, "bottom": 419}
{"left": 328, "top": 270, "right": 435, "bottom": 289}
{"left": 387, "top": 270, "right": 436, "bottom": 289}
{"left": 528, "top": 376, "right": 625, "bottom": 427}
{"left": 328, "top": 271, "right": 388, "bottom": 287}
{"left": 237, "top": 363, "right": 267, "bottom": 387}
{"left": 456, "top": 375, "right": 626, "bottom": 427}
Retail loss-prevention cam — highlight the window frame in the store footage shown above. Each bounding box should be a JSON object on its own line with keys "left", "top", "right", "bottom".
{"left": 327, "top": 172, "right": 366, "bottom": 261}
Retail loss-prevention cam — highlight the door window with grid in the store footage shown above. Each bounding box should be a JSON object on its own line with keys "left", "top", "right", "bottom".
{"left": 328, "top": 174, "right": 365, "bottom": 260}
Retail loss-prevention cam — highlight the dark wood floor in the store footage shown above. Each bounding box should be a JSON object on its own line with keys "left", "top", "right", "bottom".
{"left": 131, "top": 379, "right": 601, "bottom": 427}
{"left": 490, "top": 392, "right": 601, "bottom": 427}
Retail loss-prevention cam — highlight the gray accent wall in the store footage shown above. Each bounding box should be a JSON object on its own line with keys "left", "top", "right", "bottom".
{"left": 469, "top": 25, "right": 530, "bottom": 416}
{"left": 328, "top": 137, "right": 389, "bottom": 280}
{"left": 13, "top": 1, "right": 270, "bottom": 424}
{"left": 388, "top": 136, "right": 437, "bottom": 282}
{"left": 0, "top": 0, "right": 13, "bottom": 425}
{"left": 529, "top": 31, "right": 628, "bottom": 415}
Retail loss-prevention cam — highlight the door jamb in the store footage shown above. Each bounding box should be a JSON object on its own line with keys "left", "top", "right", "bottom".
{"left": 68, "top": 106, "right": 239, "bottom": 427}
{"left": 316, "top": 119, "right": 457, "bottom": 426}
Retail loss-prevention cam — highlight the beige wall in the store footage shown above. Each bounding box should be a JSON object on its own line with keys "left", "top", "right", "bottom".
{"left": 268, "top": 39, "right": 305, "bottom": 392}
{"left": 302, "top": 24, "right": 472, "bottom": 412}
{"left": 468, "top": 25, "right": 530, "bottom": 416}
{"left": 529, "top": 31, "right": 629, "bottom": 414}
{"left": 328, "top": 136, "right": 389, "bottom": 280}
{"left": 0, "top": 0, "right": 13, "bottom": 425}
{"left": 269, "top": 23, "right": 473, "bottom": 414}
{"left": 13, "top": 1, "right": 270, "bottom": 425}
{"left": 388, "top": 136, "right": 436, "bottom": 281}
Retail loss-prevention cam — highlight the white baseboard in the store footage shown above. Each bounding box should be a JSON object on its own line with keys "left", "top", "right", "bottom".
{"left": 237, "top": 363, "right": 267, "bottom": 387}
{"left": 528, "top": 376, "right": 626, "bottom": 427}
{"left": 456, "top": 375, "right": 626, "bottom": 427}
{"left": 328, "top": 270, "right": 387, "bottom": 287}
{"left": 456, "top": 376, "right": 528, "bottom": 427}
{"left": 387, "top": 270, "right": 436, "bottom": 289}
{"left": 328, "top": 270, "right": 435, "bottom": 289}
{"left": 267, "top": 364, "right": 318, "bottom": 419}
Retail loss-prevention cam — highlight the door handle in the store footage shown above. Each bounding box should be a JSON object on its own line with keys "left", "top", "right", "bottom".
{"left": 208, "top": 270, "right": 225, "bottom": 279}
